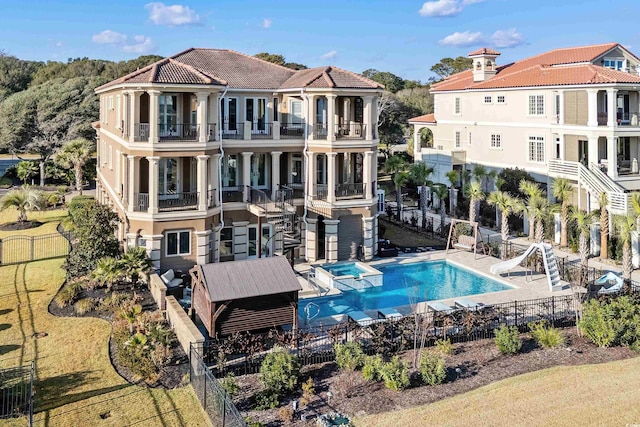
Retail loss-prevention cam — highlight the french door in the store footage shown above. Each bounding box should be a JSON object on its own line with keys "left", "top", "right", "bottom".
{"left": 159, "top": 158, "right": 179, "bottom": 199}
{"left": 248, "top": 224, "right": 272, "bottom": 258}
{"left": 221, "top": 97, "right": 239, "bottom": 133}
{"left": 159, "top": 95, "right": 178, "bottom": 137}
{"left": 250, "top": 153, "right": 268, "bottom": 188}
{"left": 246, "top": 98, "right": 268, "bottom": 133}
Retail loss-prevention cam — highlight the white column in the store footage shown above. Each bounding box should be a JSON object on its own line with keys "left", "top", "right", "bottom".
{"left": 324, "top": 219, "right": 340, "bottom": 263}
{"left": 305, "top": 218, "right": 317, "bottom": 262}
{"left": 327, "top": 94, "right": 337, "bottom": 142}
{"left": 587, "top": 89, "right": 599, "bottom": 127}
{"left": 588, "top": 136, "right": 599, "bottom": 166}
{"left": 364, "top": 95, "right": 374, "bottom": 140}
{"left": 195, "top": 230, "right": 212, "bottom": 265}
{"left": 242, "top": 152, "right": 253, "bottom": 201}
{"left": 413, "top": 126, "right": 421, "bottom": 159}
{"left": 148, "top": 90, "right": 160, "bottom": 143}
{"left": 127, "top": 155, "right": 136, "bottom": 212}
{"left": 607, "top": 136, "right": 618, "bottom": 179}
{"left": 147, "top": 156, "right": 159, "bottom": 214}
{"left": 209, "top": 94, "right": 219, "bottom": 139}
{"left": 362, "top": 216, "right": 375, "bottom": 261}
{"left": 144, "top": 234, "right": 163, "bottom": 271}
{"left": 126, "top": 91, "right": 136, "bottom": 143}
{"left": 607, "top": 88, "right": 618, "bottom": 127}
{"left": 197, "top": 155, "right": 209, "bottom": 211}
{"left": 557, "top": 90, "right": 565, "bottom": 125}
{"left": 196, "top": 92, "right": 209, "bottom": 143}
{"left": 210, "top": 153, "right": 221, "bottom": 206}
{"left": 327, "top": 152, "right": 337, "bottom": 202}
{"left": 308, "top": 95, "right": 316, "bottom": 141}
{"left": 307, "top": 151, "right": 317, "bottom": 197}
{"left": 364, "top": 150, "right": 374, "bottom": 198}
{"left": 558, "top": 134, "right": 565, "bottom": 160}
{"left": 271, "top": 151, "right": 282, "bottom": 199}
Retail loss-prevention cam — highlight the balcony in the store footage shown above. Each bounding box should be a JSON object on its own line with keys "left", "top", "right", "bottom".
{"left": 248, "top": 122, "right": 273, "bottom": 140}
{"left": 280, "top": 124, "right": 305, "bottom": 139}
{"left": 206, "top": 123, "right": 217, "bottom": 141}
{"left": 598, "top": 112, "right": 640, "bottom": 127}
{"left": 222, "top": 187, "right": 244, "bottom": 203}
{"left": 281, "top": 182, "right": 305, "bottom": 198}
{"left": 207, "top": 189, "right": 218, "bottom": 208}
{"left": 336, "top": 182, "right": 365, "bottom": 199}
{"left": 335, "top": 123, "right": 365, "bottom": 140}
{"left": 221, "top": 127, "right": 245, "bottom": 140}
{"left": 132, "top": 192, "right": 199, "bottom": 212}
{"left": 314, "top": 124, "right": 328, "bottom": 140}
{"left": 159, "top": 124, "right": 199, "bottom": 141}
{"left": 313, "top": 184, "right": 328, "bottom": 200}
{"left": 134, "top": 123, "right": 150, "bottom": 142}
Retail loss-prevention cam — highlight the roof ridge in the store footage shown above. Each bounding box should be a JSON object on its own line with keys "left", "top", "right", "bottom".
{"left": 148, "top": 59, "right": 169, "bottom": 83}
{"left": 301, "top": 69, "right": 326, "bottom": 87}
{"left": 325, "top": 65, "right": 384, "bottom": 89}
{"left": 322, "top": 67, "right": 336, "bottom": 88}
{"left": 167, "top": 58, "right": 229, "bottom": 85}
{"left": 223, "top": 48, "right": 297, "bottom": 73}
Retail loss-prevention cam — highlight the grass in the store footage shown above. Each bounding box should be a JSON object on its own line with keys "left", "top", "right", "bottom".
{"left": 0, "top": 208, "right": 69, "bottom": 239}
{"left": 355, "top": 357, "right": 640, "bottom": 427}
{"left": 380, "top": 220, "right": 442, "bottom": 247}
{"left": 0, "top": 210, "right": 209, "bottom": 426}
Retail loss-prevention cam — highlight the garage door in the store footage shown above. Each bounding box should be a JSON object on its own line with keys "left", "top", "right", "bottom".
{"left": 338, "top": 214, "right": 362, "bottom": 260}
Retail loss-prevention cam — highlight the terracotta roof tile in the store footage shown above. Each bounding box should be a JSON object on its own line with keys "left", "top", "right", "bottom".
{"left": 279, "top": 66, "right": 382, "bottom": 90}
{"left": 408, "top": 113, "right": 436, "bottom": 123}
{"left": 432, "top": 43, "right": 638, "bottom": 92}
{"left": 468, "top": 48, "right": 501, "bottom": 56}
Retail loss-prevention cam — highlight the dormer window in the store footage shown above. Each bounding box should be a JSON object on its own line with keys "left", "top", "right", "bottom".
{"left": 603, "top": 58, "right": 624, "bottom": 71}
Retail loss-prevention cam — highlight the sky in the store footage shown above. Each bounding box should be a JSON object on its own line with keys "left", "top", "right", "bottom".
{"left": 1, "top": 0, "right": 640, "bottom": 82}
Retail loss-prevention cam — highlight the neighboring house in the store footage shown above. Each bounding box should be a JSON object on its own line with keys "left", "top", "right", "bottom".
{"left": 410, "top": 43, "right": 640, "bottom": 214}
{"left": 94, "top": 48, "right": 383, "bottom": 273}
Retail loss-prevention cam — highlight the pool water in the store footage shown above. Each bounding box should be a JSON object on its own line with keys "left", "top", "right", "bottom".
{"left": 302, "top": 260, "right": 511, "bottom": 320}
{"left": 325, "top": 262, "right": 368, "bottom": 277}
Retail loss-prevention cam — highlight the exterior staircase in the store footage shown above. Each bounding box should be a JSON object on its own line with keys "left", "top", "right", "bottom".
{"left": 247, "top": 185, "right": 300, "bottom": 256}
{"left": 541, "top": 243, "right": 563, "bottom": 291}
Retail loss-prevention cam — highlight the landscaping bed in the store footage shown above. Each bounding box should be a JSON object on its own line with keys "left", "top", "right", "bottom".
{"left": 0, "top": 220, "right": 42, "bottom": 231}
{"left": 233, "top": 328, "right": 635, "bottom": 426}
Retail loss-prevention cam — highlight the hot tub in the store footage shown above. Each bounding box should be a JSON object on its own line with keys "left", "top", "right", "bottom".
{"left": 314, "top": 261, "right": 383, "bottom": 291}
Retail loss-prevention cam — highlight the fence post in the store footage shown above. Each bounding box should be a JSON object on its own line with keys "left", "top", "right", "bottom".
{"left": 203, "top": 367, "right": 207, "bottom": 411}
{"left": 344, "top": 323, "right": 348, "bottom": 343}
{"left": 514, "top": 300, "right": 518, "bottom": 327}
{"left": 222, "top": 389, "right": 226, "bottom": 426}
{"left": 30, "top": 236, "right": 34, "bottom": 262}
{"left": 0, "top": 238, "right": 3, "bottom": 265}
{"left": 30, "top": 361, "right": 34, "bottom": 427}
{"left": 551, "top": 296, "right": 556, "bottom": 327}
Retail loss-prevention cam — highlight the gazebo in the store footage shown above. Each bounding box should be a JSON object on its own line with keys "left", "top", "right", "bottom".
{"left": 190, "top": 256, "right": 302, "bottom": 337}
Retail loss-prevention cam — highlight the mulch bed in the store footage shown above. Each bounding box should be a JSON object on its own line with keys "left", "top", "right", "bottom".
{"left": 0, "top": 220, "right": 43, "bottom": 231}
{"left": 234, "top": 328, "right": 637, "bottom": 426}
{"left": 48, "top": 283, "right": 188, "bottom": 389}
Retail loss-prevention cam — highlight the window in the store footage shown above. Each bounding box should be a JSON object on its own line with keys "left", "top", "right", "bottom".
{"left": 528, "top": 95, "right": 544, "bottom": 115}
{"left": 220, "top": 227, "right": 233, "bottom": 257}
{"left": 483, "top": 95, "right": 492, "bottom": 104}
{"left": 497, "top": 95, "right": 505, "bottom": 104}
{"left": 454, "top": 97, "right": 461, "bottom": 114}
{"left": 166, "top": 230, "right": 190, "bottom": 256}
{"left": 455, "top": 131, "right": 461, "bottom": 148}
{"left": 468, "top": 132, "right": 472, "bottom": 145}
{"left": 603, "top": 59, "right": 625, "bottom": 71}
{"left": 528, "top": 136, "right": 545, "bottom": 162}
{"left": 490, "top": 134, "right": 501, "bottom": 149}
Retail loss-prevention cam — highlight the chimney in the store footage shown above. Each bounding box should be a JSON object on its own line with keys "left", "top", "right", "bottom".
{"left": 469, "top": 48, "right": 501, "bottom": 82}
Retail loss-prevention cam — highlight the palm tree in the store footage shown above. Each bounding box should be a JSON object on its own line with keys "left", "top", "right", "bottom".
{"left": 615, "top": 214, "right": 636, "bottom": 279}
{"left": 487, "top": 191, "right": 522, "bottom": 256}
{"left": 599, "top": 192, "right": 609, "bottom": 260}
{"left": 472, "top": 164, "right": 487, "bottom": 190}
{"left": 552, "top": 177, "right": 574, "bottom": 248}
{"left": 91, "top": 256, "right": 122, "bottom": 290}
{"left": 16, "top": 161, "right": 38, "bottom": 184}
{"left": 409, "top": 162, "right": 434, "bottom": 229}
{"left": 519, "top": 180, "right": 543, "bottom": 240}
{"left": 384, "top": 155, "right": 409, "bottom": 221}
{"left": 570, "top": 209, "right": 593, "bottom": 268}
{"left": 445, "top": 170, "right": 459, "bottom": 189}
{"left": 120, "top": 246, "right": 153, "bottom": 287}
{"left": 119, "top": 303, "right": 143, "bottom": 334}
{"left": 465, "top": 181, "right": 484, "bottom": 223}
{"left": 0, "top": 187, "right": 44, "bottom": 223}
{"left": 432, "top": 184, "right": 449, "bottom": 236}
{"left": 54, "top": 138, "right": 94, "bottom": 195}
{"left": 631, "top": 192, "right": 640, "bottom": 232}
{"left": 530, "top": 196, "right": 550, "bottom": 243}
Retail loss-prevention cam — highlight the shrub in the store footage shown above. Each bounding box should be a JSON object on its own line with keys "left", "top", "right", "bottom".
{"left": 380, "top": 356, "right": 410, "bottom": 391}
{"left": 54, "top": 284, "right": 81, "bottom": 308}
{"left": 362, "top": 354, "right": 384, "bottom": 382}
{"left": 579, "top": 299, "right": 618, "bottom": 348}
{"left": 220, "top": 373, "right": 239, "bottom": 398}
{"left": 419, "top": 351, "right": 446, "bottom": 386}
{"left": 245, "top": 417, "right": 264, "bottom": 427}
{"left": 278, "top": 406, "right": 294, "bottom": 423}
{"left": 334, "top": 342, "right": 365, "bottom": 372}
{"left": 99, "top": 292, "right": 130, "bottom": 311}
{"left": 434, "top": 338, "right": 454, "bottom": 355}
{"left": 528, "top": 321, "right": 565, "bottom": 348}
{"left": 300, "top": 377, "right": 315, "bottom": 407}
{"left": 580, "top": 297, "right": 640, "bottom": 350}
{"left": 494, "top": 324, "right": 522, "bottom": 355}
{"left": 253, "top": 389, "right": 279, "bottom": 410}
{"left": 74, "top": 298, "right": 96, "bottom": 315}
{"left": 259, "top": 347, "right": 300, "bottom": 395}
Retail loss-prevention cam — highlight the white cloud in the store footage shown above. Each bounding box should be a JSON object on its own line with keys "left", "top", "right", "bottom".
{"left": 123, "top": 36, "right": 154, "bottom": 54}
{"left": 55, "top": 41, "right": 63, "bottom": 47}
{"left": 462, "top": 0, "right": 484, "bottom": 4}
{"left": 491, "top": 28, "right": 525, "bottom": 48}
{"left": 262, "top": 18, "right": 272, "bottom": 29}
{"left": 418, "top": 0, "right": 462, "bottom": 17}
{"left": 145, "top": 2, "right": 202, "bottom": 26}
{"left": 92, "top": 30, "right": 127, "bottom": 44}
{"left": 321, "top": 50, "right": 338, "bottom": 60}
{"left": 439, "top": 31, "right": 483, "bottom": 47}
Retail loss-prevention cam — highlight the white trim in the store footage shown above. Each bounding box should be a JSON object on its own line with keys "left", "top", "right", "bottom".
{"left": 527, "top": 134, "right": 546, "bottom": 164}
{"left": 164, "top": 229, "right": 191, "bottom": 257}
{"left": 527, "top": 94, "right": 545, "bottom": 117}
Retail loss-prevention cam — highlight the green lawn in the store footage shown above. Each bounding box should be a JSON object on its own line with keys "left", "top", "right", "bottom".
{"left": 355, "top": 357, "right": 640, "bottom": 427}
{"left": 0, "top": 209, "right": 210, "bottom": 426}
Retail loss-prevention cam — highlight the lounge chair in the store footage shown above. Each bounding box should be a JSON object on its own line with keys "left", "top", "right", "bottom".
{"left": 427, "top": 301, "right": 453, "bottom": 312}
{"left": 160, "top": 269, "right": 183, "bottom": 288}
{"left": 348, "top": 310, "right": 374, "bottom": 326}
{"left": 378, "top": 308, "right": 403, "bottom": 319}
{"left": 455, "top": 298, "right": 483, "bottom": 310}
{"left": 596, "top": 272, "right": 623, "bottom": 294}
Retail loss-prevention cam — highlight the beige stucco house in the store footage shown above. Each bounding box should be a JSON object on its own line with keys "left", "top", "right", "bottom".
{"left": 410, "top": 43, "right": 640, "bottom": 214}
{"left": 94, "top": 48, "right": 383, "bottom": 272}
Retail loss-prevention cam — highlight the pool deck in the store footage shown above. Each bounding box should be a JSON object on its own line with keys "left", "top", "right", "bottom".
{"left": 295, "top": 249, "right": 578, "bottom": 327}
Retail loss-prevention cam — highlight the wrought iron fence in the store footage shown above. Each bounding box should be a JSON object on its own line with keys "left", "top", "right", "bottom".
{"left": 190, "top": 345, "right": 246, "bottom": 427}
{"left": 0, "top": 231, "right": 73, "bottom": 265}
{"left": 0, "top": 362, "right": 34, "bottom": 426}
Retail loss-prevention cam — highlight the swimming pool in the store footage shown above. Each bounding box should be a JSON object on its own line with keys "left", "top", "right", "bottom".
{"left": 326, "top": 262, "right": 368, "bottom": 277}
{"left": 302, "top": 260, "right": 512, "bottom": 320}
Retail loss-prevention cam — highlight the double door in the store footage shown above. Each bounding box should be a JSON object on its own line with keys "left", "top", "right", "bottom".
{"left": 248, "top": 224, "right": 272, "bottom": 258}
{"left": 246, "top": 98, "right": 268, "bottom": 133}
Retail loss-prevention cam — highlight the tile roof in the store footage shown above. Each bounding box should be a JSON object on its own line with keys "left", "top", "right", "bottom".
{"left": 408, "top": 113, "right": 436, "bottom": 123}
{"left": 468, "top": 47, "right": 501, "bottom": 56}
{"left": 433, "top": 43, "right": 640, "bottom": 91}
{"left": 96, "top": 48, "right": 382, "bottom": 92}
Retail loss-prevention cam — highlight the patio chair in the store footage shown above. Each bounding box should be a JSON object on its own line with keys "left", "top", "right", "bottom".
{"left": 455, "top": 298, "right": 483, "bottom": 310}
{"left": 348, "top": 310, "right": 374, "bottom": 326}
{"left": 427, "top": 301, "right": 453, "bottom": 312}
{"left": 160, "top": 269, "right": 183, "bottom": 288}
{"left": 377, "top": 308, "right": 403, "bottom": 320}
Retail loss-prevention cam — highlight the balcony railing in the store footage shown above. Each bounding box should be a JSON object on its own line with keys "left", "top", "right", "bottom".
{"left": 207, "top": 189, "right": 217, "bottom": 207}
{"left": 314, "top": 124, "right": 328, "bottom": 140}
{"left": 221, "top": 126, "right": 244, "bottom": 140}
{"left": 314, "top": 184, "right": 327, "bottom": 200}
{"left": 248, "top": 122, "right": 273, "bottom": 140}
{"left": 335, "top": 123, "right": 365, "bottom": 139}
{"left": 207, "top": 123, "right": 217, "bottom": 141}
{"left": 222, "top": 187, "right": 244, "bottom": 203}
{"left": 336, "top": 183, "right": 365, "bottom": 199}
{"left": 158, "top": 192, "right": 198, "bottom": 211}
{"left": 598, "top": 111, "right": 640, "bottom": 126}
{"left": 133, "top": 193, "right": 149, "bottom": 211}
{"left": 159, "top": 124, "right": 199, "bottom": 141}
{"left": 134, "top": 123, "right": 150, "bottom": 142}
{"left": 281, "top": 182, "right": 305, "bottom": 198}
{"left": 280, "top": 123, "right": 305, "bottom": 139}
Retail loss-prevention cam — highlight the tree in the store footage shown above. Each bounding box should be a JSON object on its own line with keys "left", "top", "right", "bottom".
{"left": 120, "top": 246, "right": 153, "bottom": 286}
{"left": 362, "top": 69, "right": 405, "bottom": 93}
{"left": 552, "top": 177, "right": 574, "bottom": 248}
{"left": 0, "top": 187, "right": 44, "bottom": 223}
{"left": 487, "top": 191, "right": 521, "bottom": 256}
{"left": 465, "top": 181, "right": 484, "bottom": 223}
{"left": 530, "top": 196, "right": 550, "bottom": 243}
{"left": 376, "top": 91, "right": 407, "bottom": 157}
{"left": 16, "top": 160, "right": 38, "bottom": 184}
{"left": 384, "top": 155, "right": 409, "bottom": 221}
{"left": 54, "top": 137, "right": 94, "bottom": 195}
{"left": 430, "top": 56, "right": 473, "bottom": 80}
{"left": 445, "top": 170, "right": 459, "bottom": 188}
{"left": 570, "top": 209, "right": 593, "bottom": 268}
{"left": 119, "top": 303, "right": 143, "bottom": 334}
{"left": 498, "top": 168, "right": 535, "bottom": 197}
{"left": 395, "top": 87, "right": 433, "bottom": 117}
{"left": 631, "top": 192, "right": 640, "bottom": 232}
{"left": 409, "top": 162, "right": 434, "bottom": 229}
{"left": 615, "top": 214, "right": 636, "bottom": 279}
{"left": 519, "top": 180, "right": 543, "bottom": 240}
{"left": 0, "top": 54, "right": 42, "bottom": 100}
{"left": 91, "top": 257, "right": 122, "bottom": 291}
{"left": 254, "top": 52, "right": 308, "bottom": 70}
{"left": 599, "top": 192, "right": 609, "bottom": 260}
{"left": 432, "top": 184, "right": 448, "bottom": 236}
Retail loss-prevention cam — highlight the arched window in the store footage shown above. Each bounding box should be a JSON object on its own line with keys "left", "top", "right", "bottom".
{"left": 476, "top": 61, "right": 482, "bottom": 70}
